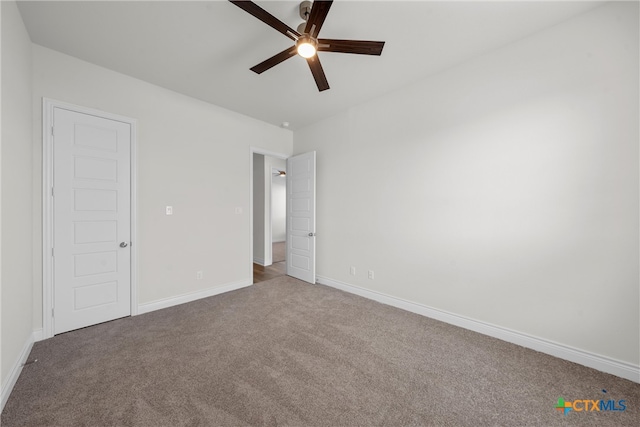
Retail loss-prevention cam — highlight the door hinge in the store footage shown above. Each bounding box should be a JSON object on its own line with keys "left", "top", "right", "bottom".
{"left": 52, "top": 308, "right": 54, "bottom": 317}
{"left": 51, "top": 248, "right": 54, "bottom": 257}
{"left": 51, "top": 187, "right": 54, "bottom": 197}
{"left": 51, "top": 126, "right": 54, "bottom": 136}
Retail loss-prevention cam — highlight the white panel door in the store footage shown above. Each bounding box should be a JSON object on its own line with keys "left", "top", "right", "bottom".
{"left": 286, "top": 151, "right": 316, "bottom": 283}
{"left": 53, "top": 107, "right": 131, "bottom": 334}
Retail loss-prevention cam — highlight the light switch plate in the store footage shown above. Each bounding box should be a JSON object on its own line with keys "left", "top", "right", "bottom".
{"left": 166, "top": 206, "right": 173, "bottom": 215}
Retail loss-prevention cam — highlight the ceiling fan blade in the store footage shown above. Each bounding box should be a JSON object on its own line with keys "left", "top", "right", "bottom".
{"left": 229, "top": 1, "right": 300, "bottom": 41}
{"left": 318, "top": 39, "right": 385, "bottom": 55}
{"left": 304, "top": 0, "right": 333, "bottom": 37}
{"left": 306, "top": 55, "right": 330, "bottom": 92}
{"left": 250, "top": 46, "right": 298, "bottom": 74}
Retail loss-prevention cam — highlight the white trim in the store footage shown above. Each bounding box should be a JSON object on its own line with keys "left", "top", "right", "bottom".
{"left": 1, "top": 332, "right": 36, "bottom": 412}
{"left": 264, "top": 159, "right": 273, "bottom": 267}
{"left": 32, "top": 328, "right": 44, "bottom": 342}
{"left": 42, "top": 99, "right": 54, "bottom": 338}
{"left": 253, "top": 257, "right": 266, "bottom": 266}
{"left": 41, "top": 98, "right": 138, "bottom": 338}
{"left": 130, "top": 118, "right": 139, "bottom": 316}
{"left": 249, "top": 147, "right": 289, "bottom": 283}
{"left": 137, "top": 279, "right": 252, "bottom": 314}
{"left": 317, "top": 275, "right": 640, "bottom": 383}
{"left": 251, "top": 148, "right": 289, "bottom": 160}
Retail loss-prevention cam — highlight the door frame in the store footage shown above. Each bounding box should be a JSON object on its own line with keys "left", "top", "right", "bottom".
{"left": 249, "top": 147, "right": 289, "bottom": 282}
{"left": 42, "top": 98, "right": 138, "bottom": 339}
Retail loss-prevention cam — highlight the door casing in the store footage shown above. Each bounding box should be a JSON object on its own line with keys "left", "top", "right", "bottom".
{"left": 42, "top": 98, "right": 138, "bottom": 339}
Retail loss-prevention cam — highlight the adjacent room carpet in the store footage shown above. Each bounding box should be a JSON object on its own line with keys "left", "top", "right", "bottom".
{"left": 2, "top": 276, "right": 638, "bottom": 426}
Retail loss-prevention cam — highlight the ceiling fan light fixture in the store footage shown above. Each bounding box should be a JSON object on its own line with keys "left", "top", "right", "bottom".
{"left": 296, "top": 35, "right": 317, "bottom": 58}
{"left": 230, "top": 0, "right": 385, "bottom": 92}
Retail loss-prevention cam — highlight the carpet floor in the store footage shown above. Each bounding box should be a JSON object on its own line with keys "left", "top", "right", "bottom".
{"left": 2, "top": 276, "right": 638, "bottom": 426}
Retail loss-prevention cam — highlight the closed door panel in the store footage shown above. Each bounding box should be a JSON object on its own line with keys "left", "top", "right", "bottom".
{"left": 53, "top": 107, "right": 131, "bottom": 334}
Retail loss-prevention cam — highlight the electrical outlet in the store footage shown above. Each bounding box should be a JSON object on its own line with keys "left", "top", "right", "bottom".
{"left": 196, "top": 271, "right": 203, "bottom": 280}
{"left": 368, "top": 270, "right": 375, "bottom": 280}
{"left": 350, "top": 266, "right": 356, "bottom": 276}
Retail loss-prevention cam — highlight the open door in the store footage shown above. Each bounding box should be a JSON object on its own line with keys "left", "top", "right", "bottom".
{"left": 286, "top": 151, "right": 316, "bottom": 283}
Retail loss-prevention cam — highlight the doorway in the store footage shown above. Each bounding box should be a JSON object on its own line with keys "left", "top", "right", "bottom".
{"left": 250, "top": 149, "right": 316, "bottom": 285}
{"left": 252, "top": 152, "right": 287, "bottom": 283}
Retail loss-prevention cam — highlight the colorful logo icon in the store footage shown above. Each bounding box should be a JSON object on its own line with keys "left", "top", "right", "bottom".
{"left": 555, "top": 397, "right": 573, "bottom": 415}
{"left": 555, "top": 391, "right": 627, "bottom": 416}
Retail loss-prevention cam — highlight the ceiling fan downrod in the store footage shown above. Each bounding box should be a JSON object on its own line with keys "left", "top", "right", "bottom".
{"left": 297, "top": 1, "right": 313, "bottom": 34}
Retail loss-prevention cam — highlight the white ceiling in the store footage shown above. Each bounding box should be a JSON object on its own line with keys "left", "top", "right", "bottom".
{"left": 17, "top": 0, "right": 603, "bottom": 130}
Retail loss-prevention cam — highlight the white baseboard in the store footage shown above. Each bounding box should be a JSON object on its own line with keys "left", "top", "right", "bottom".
{"left": 137, "top": 279, "right": 252, "bottom": 315}
{"left": 316, "top": 275, "right": 640, "bottom": 383}
{"left": 32, "top": 328, "right": 44, "bottom": 342}
{"left": 253, "top": 257, "right": 273, "bottom": 267}
{"left": 1, "top": 332, "right": 36, "bottom": 412}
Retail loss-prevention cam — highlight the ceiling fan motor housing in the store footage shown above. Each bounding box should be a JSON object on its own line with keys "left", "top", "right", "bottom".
{"left": 299, "top": 1, "right": 313, "bottom": 21}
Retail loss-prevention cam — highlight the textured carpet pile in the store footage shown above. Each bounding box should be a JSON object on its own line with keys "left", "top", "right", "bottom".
{"left": 2, "top": 276, "right": 638, "bottom": 426}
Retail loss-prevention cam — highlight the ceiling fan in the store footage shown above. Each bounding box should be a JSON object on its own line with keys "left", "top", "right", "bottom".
{"left": 229, "top": 0, "right": 385, "bottom": 92}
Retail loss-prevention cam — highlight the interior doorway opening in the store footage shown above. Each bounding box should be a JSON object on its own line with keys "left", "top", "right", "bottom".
{"left": 252, "top": 152, "right": 287, "bottom": 283}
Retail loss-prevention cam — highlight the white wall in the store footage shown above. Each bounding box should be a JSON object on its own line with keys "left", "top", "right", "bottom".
{"left": 294, "top": 2, "right": 639, "bottom": 366}
{"left": 271, "top": 158, "right": 286, "bottom": 243}
{"left": 31, "top": 45, "right": 292, "bottom": 325}
{"left": 1, "top": 0, "right": 34, "bottom": 403}
{"left": 1, "top": 0, "right": 3, "bottom": 397}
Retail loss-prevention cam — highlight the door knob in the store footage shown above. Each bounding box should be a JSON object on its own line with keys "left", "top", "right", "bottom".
{"left": 308, "top": 232, "right": 316, "bottom": 237}
{"left": 119, "top": 242, "right": 128, "bottom": 248}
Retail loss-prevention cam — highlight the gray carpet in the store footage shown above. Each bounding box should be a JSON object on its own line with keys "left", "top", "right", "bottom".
{"left": 2, "top": 276, "right": 638, "bottom": 426}
{"left": 272, "top": 241, "right": 285, "bottom": 263}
